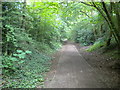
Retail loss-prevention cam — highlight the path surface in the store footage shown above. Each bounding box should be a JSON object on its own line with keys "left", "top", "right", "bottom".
{"left": 45, "top": 44, "right": 107, "bottom": 88}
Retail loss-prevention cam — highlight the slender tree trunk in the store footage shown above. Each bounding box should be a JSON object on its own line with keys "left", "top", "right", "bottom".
{"left": 106, "top": 31, "right": 113, "bottom": 46}
{"left": 21, "top": 0, "right": 26, "bottom": 29}
{"left": 100, "top": 24, "right": 103, "bottom": 36}
{"left": 105, "top": 2, "right": 113, "bottom": 46}
{"left": 93, "top": 28, "right": 97, "bottom": 40}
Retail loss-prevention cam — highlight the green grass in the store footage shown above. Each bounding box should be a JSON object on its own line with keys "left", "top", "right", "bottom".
{"left": 86, "top": 41, "right": 105, "bottom": 52}
{"left": 87, "top": 40, "right": 120, "bottom": 60}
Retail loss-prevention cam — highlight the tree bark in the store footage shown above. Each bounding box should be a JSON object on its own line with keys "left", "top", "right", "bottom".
{"left": 21, "top": 0, "right": 26, "bottom": 29}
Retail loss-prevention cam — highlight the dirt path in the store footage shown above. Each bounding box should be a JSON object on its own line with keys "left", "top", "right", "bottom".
{"left": 45, "top": 44, "right": 108, "bottom": 88}
{"left": 75, "top": 44, "right": 120, "bottom": 88}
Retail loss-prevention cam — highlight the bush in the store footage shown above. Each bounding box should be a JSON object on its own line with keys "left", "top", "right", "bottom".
{"left": 87, "top": 40, "right": 105, "bottom": 52}
{"left": 75, "top": 29, "right": 95, "bottom": 46}
{"left": 2, "top": 51, "right": 52, "bottom": 88}
{"left": 2, "top": 50, "right": 32, "bottom": 76}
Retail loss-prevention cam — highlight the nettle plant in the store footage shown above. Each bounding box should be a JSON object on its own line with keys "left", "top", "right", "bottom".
{"left": 2, "top": 50, "right": 32, "bottom": 75}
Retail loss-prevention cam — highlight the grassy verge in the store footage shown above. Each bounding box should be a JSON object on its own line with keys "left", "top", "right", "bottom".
{"left": 86, "top": 41, "right": 105, "bottom": 52}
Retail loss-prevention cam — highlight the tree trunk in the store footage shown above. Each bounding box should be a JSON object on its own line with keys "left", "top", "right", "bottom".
{"left": 21, "top": 0, "right": 26, "bottom": 29}
{"left": 106, "top": 31, "right": 112, "bottom": 46}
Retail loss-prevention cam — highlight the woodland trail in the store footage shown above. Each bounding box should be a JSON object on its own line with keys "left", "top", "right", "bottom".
{"left": 45, "top": 44, "right": 107, "bottom": 88}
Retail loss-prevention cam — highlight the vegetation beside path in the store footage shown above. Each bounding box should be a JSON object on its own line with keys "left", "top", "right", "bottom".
{"left": 1, "top": 1, "right": 120, "bottom": 88}
{"left": 75, "top": 43, "right": 120, "bottom": 88}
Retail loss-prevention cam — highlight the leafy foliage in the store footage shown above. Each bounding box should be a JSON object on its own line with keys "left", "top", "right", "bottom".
{"left": 2, "top": 50, "right": 32, "bottom": 75}
{"left": 1, "top": 2, "right": 62, "bottom": 88}
{"left": 87, "top": 41, "right": 106, "bottom": 52}
{"left": 3, "top": 51, "right": 51, "bottom": 88}
{"left": 1, "top": 1, "right": 120, "bottom": 88}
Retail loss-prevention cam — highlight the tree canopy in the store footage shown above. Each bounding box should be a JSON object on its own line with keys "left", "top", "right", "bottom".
{"left": 1, "top": 1, "right": 120, "bottom": 88}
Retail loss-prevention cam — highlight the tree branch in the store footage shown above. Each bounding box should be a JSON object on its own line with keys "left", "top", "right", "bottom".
{"left": 81, "top": 2, "right": 94, "bottom": 7}
{"left": 101, "top": 1, "right": 111, "bottom": 22}
{"left": 79, "top": 10, "right": 90, "bottom": 17}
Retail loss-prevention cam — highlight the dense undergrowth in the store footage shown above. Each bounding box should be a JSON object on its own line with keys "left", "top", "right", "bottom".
{"left": 1, "top": 1, "right": 120, "bottom": 88}
{"left": 1, "top": 2, "right": 62, "bottom": 88}
{"left": 3, "top": 51, "right": 51, "bottom": 88}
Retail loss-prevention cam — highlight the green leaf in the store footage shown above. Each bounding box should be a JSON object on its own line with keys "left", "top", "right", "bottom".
{"left": 19, "top": 60, "right": 25, "bottom": 64}
{"left": 13, "top": 54, "right": 18, "bottom": 56}
{"left": 25, "top": 50, "right": 32, "bottom": 54}
{"left": 17, "top": 50, "right": 23, "bottom": 53}
{"left": 38, "top": 78, "right": 44, "bottom": 82}
{"left": 18, "top": 54, "right": 25, "bottom": 59}
{"left": 10, "top": 57, "right": 18, "bottom": 61}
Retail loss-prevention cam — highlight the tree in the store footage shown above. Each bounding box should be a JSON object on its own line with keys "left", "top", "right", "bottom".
{"left": 81, "top": 1, "right": 120, "bottom": 48}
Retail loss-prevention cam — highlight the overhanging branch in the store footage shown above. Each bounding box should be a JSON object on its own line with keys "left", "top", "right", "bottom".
{"left": 81, "top": 2, "right": 94, "bottom": 7}
{"left": 79, "top": 10, "right": 90, "bottom": 17}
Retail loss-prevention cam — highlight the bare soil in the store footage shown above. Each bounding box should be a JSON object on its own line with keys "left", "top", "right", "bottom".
{"left": 75, "top": 43, "right": 120, "bottom": 88}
